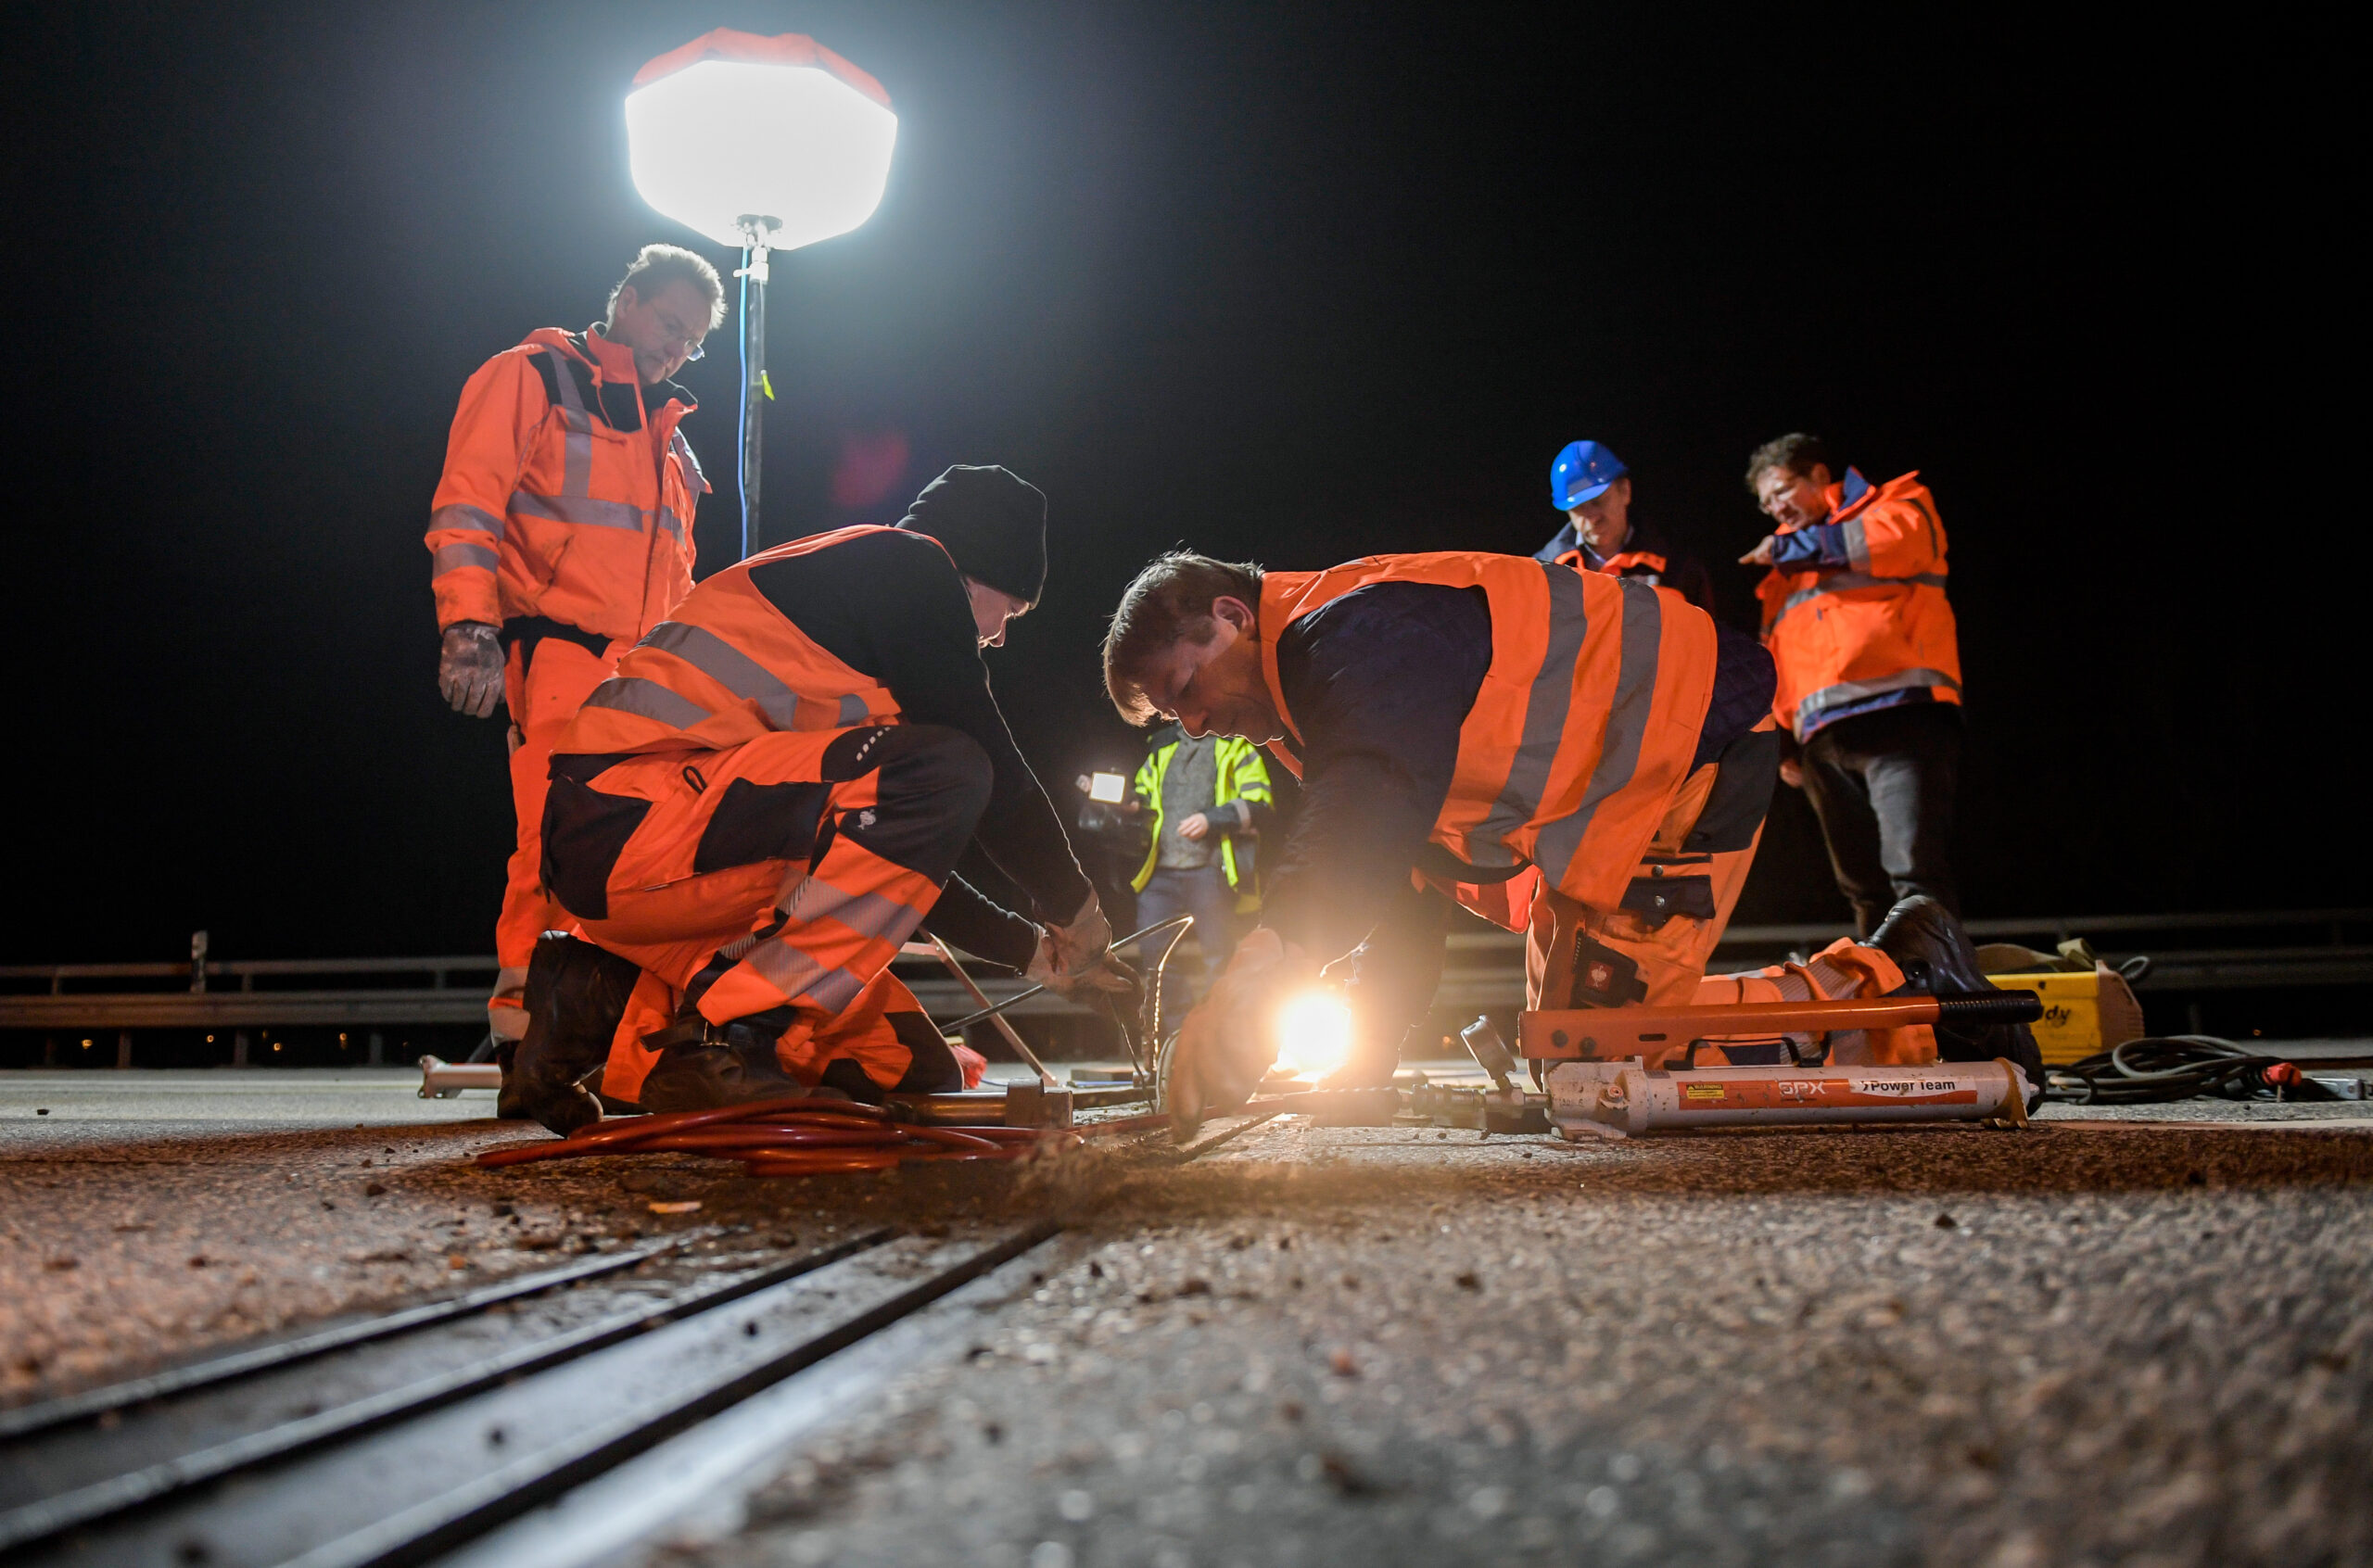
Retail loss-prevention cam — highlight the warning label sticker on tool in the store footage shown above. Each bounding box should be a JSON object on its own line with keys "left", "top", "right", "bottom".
{"left": 1682, "top": 1083, "right": 1727, "bottom": 1103}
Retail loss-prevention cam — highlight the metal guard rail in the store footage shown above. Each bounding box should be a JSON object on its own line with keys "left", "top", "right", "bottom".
{"left": 4, "top": 911, "right": 2368, "bottom": 1034}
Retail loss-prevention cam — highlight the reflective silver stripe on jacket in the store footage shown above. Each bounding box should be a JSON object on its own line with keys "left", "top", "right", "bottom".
{"left": 656, "top": 506, "right": 684, "bottom": 542}
{"left": 1843, "top": 517, "right": 1872, "bottom": 572}
{"left": 579, "top": 677, "right": 712, "bottom": 728}
{"left": 670, "top": 428, "right": 711, "bottom": 494}
{"left": 508, "top": 490, "right": 647, "bottom": 530}
{"left": 837, "top": 693, "right": 870, "bottom": 726}
{"left": 641, "top": 621, "right": 801, "bottom": 728}
{"left": 543, "top": 350, "right": 594, "bottom": 498}
{"left": 1465, "top": 563, "right": 1592, "bottom": 867}
{"left": 1531, "top": 578, "right": 1666, "bottom": 889}
{"left": 1796, "top": 667, "right": 1961, "bottom": 722}
{"left": 428, "top": 503, "right": 503, "bottom": 542}
{"left": 431, "top": 542, "right": 498, "bottom": 576}
{"left": 1778, "top": 571, "right": 1948, "bottom": 619}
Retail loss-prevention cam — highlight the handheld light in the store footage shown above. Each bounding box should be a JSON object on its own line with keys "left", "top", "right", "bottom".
{"left": 1274, "top": 989, "right": 1353, "bottom": 1080}
{"left": 1088, "top": 772, "right": 1127, "bottom": 803}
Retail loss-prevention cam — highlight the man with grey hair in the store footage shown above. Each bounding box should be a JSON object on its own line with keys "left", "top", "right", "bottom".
{"left": 425, "top": 245, "right": 723, "bottom": 1089}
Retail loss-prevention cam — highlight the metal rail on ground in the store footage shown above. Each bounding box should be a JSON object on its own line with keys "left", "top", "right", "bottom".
{"left": 0, "top": 1226, "right": 1049, "bottom": 1567}
{"left": 0, "top": 1094, "right": 1264, "bottom": 1568}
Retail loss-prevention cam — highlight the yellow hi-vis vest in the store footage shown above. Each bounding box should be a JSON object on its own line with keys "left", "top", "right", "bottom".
{"left": 1130, "top": 734, "right": 1274, "bottom": 913}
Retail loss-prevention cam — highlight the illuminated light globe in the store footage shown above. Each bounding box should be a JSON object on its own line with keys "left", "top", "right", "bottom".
{"left": 1275, "top": 991, "right": 1354, "bottom": 1080}
{"left": 625, "top": 29, "right": 896, "bottom": 563}
{"left": 626, "top": 30, "right": 897, "bottom": 252}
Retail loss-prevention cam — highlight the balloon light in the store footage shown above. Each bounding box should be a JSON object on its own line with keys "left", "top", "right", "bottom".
{"left": 626, "top": 31, "right": 897, "bottom": 254}
{"left": 1275, "top": 990, "right": 1353, "bottom": 1080}
{"left": 625, "top": 30, "right": 897, "bottom": 562}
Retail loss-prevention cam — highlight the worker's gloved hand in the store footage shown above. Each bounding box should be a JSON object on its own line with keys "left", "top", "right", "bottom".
{"left": 1165, "top": 928, "right": 1298, "bottom": 1139}
{"left": 438, "top": 622, "right": 505, "bottom": 718}
{"left": 1043, "top": 889, "right": 1115, "bottom": 983}
{"left": 1025, "top": 928, "right": 1136, "bottom": 997}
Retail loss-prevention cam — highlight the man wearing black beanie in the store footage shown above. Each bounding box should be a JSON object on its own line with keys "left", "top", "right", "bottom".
{"left": 507, "top": 464, "right": 1125, "bottom": 1127}
{"left": 896, "top": 463, "right": 1051, "bottom": 609}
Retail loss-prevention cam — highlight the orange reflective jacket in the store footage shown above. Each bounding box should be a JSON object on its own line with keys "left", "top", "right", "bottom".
{"left": 555, "top": 525, "right": 921, "bottom": 758}
{"left": 1756, "top": 470, "right": 1961, "bottom": 739}
{"left": 1257, "top": 552, "right": 1719, "bottom": 920}
{"left": 426, "top": 327, "right": 707, "bottom": 641}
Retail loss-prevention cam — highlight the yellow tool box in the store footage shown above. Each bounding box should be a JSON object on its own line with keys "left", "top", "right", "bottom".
{"left": 1984, "top": 964, "right": 2148, "bottom": 1066}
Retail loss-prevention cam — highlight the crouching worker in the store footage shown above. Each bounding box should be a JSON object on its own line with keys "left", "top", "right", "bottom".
{"left": 509, "top": 466, "right": 1127, "bottom": 1132}
{"left": 1098, "top": 550, "right": 2043, "bottom": 1133}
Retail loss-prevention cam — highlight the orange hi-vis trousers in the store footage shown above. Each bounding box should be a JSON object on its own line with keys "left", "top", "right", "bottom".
{"left": 490, "top": 632, "right": 622, "bottom": 1042}
{"left": 543, "top": 723, "right": 992, "bottom": 1101}
{"left": 1522, "top": 720, "right": 1934, "bottom": 1069}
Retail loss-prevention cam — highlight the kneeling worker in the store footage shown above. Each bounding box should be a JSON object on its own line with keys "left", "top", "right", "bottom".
{"left": 512, "top": 466, "right": 1123, "bottom": 1132}
{"left": 1099, "top": 549, "right": 2041, "bottom": 1129}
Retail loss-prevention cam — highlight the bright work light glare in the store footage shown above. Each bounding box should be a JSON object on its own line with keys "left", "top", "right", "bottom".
{"left": 1275, "top": 990, "right": 1353, "bottom": 1080}
{"left": 627, "top": 55, "right": 896, "bottom": 251}
{"left": 1088, "top": 772, "right": 1127, "bottom": 803}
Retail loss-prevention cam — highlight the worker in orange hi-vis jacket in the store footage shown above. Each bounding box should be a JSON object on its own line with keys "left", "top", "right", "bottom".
{"left": 425, "top": 245, "right": 721, "bottom": 1096}
{"left": 1098, "top": 550, "right": 2042, "bottom": 1133}
{"left": 1740, "top": 433, "right": 1964, "bottom": 937}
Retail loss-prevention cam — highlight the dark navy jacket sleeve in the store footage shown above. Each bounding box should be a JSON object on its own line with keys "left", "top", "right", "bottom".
{"left": 1769, "top": 523, "right": 1853, "bottom": 569}
{"left": 1257, "top": 584, "right": 1491, "bottom": 961}
{"left": 1533, "top": 522, "right": 1581, "bottom": 563}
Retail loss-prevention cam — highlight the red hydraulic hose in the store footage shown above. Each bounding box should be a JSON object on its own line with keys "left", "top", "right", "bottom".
{"left": 475, "top": 1096, "right": 1072, "bottom": 1177}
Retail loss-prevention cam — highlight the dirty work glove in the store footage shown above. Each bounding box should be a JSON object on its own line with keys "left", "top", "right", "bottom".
{"left": 1026, "top": 928, "right": 1137, "bottom": 996}
{"left": 1043, "top": 890, "right": 1116, "bottom": 984}
{"left": 438, "top": 622, "right": 505, "bottom": 718}
{"left": 1165, "top": 928, "right": 1297, "bottom": 1140}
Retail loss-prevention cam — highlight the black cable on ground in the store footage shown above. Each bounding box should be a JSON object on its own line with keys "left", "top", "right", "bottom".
{"left": 2042, "top": 1034, "right": 2281, "bottom": 1105}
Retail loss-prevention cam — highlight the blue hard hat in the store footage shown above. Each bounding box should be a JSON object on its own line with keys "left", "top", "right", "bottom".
{"left": 1550, "top": 440, "right": 1628, "bottom": 511}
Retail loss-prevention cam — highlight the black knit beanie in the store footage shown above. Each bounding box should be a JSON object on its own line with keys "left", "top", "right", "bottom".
{"left": 896, "top": 465, "right": 1048, "bottom": 606}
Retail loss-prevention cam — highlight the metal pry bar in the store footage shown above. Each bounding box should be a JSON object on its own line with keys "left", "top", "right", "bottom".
{"left": 937, "top": 915, "right": 1194, "bottom": 1034}
{"left": 927, "top": 932, "right": 1061, "bottom": 1088}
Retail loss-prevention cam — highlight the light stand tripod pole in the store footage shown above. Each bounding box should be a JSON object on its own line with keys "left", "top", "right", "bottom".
{"left": 733, "top": 215, "right": 780, "bottom": 562}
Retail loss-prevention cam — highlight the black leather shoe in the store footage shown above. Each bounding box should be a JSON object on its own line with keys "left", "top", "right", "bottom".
{"left": 638, "top": 1015, "right": 827, "bottom": 1113}
{"left": 1870, "top": 896, "right": 2046, "bottom": 1108}
{"left": 513, "top": 934, "right": 643, "bottom": 1134}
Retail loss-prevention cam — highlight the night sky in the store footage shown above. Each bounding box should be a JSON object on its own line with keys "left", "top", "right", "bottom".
{"left": 8, "top": 3, "right": 2354, "bottom": 965}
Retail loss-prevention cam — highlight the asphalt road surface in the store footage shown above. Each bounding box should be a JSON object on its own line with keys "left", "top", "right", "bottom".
{"left": 4, "top": 1070, "right": 2368, "bottom": 1566}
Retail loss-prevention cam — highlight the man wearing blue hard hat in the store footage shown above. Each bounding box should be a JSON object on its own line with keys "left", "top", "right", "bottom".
{"left": 1536, "top": 440, "right": 1716, "bottom": 612}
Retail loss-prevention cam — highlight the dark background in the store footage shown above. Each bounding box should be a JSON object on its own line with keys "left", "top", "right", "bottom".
{"left": 4, "top": 2, "right": 2355, "bottom": 966}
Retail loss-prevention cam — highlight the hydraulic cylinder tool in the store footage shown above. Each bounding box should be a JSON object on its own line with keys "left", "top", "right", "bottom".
{"left": 1520, "top": 989, "right": 2043, "bottom": 1139}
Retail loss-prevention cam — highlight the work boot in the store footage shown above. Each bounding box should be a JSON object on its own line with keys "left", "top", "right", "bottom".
{"left": 1870, "top": 896, "right": 2047, "bottom": 1109}
{"left": 513, "top": 934, "right": 643, "bottom": 1134}
{"left": 493, "top": 1039, "right": 524, "bottom": 1120}
{"left": 638, "top": 1008, "right": 831, "bottom": 1114}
